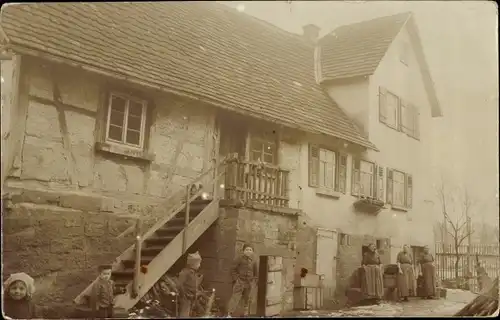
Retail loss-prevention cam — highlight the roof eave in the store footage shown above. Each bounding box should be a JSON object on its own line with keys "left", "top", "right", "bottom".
{"left": 9, "top": 43, "right": 379, "bottom": 152}
{"left": 405, "top": 16, "right": 443, "bottom": 118}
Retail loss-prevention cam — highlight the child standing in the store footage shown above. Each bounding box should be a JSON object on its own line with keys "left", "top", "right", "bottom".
{"left": 227, "top": 243, "right": 258, "bottom": 317}
{"left": 90, "top": 265, "right": 115, "bottom": 319}
{"left": 3, "top": 272, "right": 37, "bottom": 319}
{"left": 178, "top": 251, "right": 202, "bottom": 317}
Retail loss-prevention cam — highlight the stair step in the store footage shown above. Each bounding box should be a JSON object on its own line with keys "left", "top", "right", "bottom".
{"left": 156, "top": 225, "right": 184, "bottom": 236}
{"left": 141, "top": 245, "right": 166, "bottom": 256}
{"left": 112, "top": 269, "right": 135, "bottom": 278}
{"left": 121, "top": 257, "right": 155, "bottom": 268}
{"left": 144, "top": 235, "right": 176, "bottom": 246}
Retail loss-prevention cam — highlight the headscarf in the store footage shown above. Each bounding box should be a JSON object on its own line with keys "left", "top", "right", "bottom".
{"left": 4, "top": 272, "right": 36, "bottom": 298}
{"left": 187, "top": 251, "right": 202, "bottom": 268}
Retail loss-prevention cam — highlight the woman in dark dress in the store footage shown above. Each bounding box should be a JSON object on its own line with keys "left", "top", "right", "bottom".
{"left": 361, "top": 243, "right": 384, "bottom": 303}
{"left": 419, "top": 245, "right": 436, "bottom": 299}
{"left": 396, "top": 244, "right": 416, "bottom": 301}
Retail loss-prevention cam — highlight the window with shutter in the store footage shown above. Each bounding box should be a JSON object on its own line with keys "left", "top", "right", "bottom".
{"left": 392, "top": 170, "right": 406, "bottom": 207}
{"left": 385, "top": 91, "right": 399, "bottom": 129}
{"left": 399, "top": 99, "right": 410, "bottom": 134}
{"left": 379, "top": 87, "right": 387, "bottom": 124}
{"left": 337, "top": 154, "right": 347, "bottom": 193}
{"left": 406, "top": 174, "right": 413, "bottom": 208}
{"left": 386, "top": 168, "right": 393, "bottom": 204}
{"left": 351, "top": 159, "right": 361, "bottom": 195}
{"left": 359, "top": 160, "right": 375, "bottom": 197}
{"left": 308, "top": 144, "right": 319, "bottom": 187}
{"left": 377, "top": 166, "right": 385, "bottom": 202}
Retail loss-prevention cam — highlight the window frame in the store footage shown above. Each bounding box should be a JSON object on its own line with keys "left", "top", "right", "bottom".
{"left": 392, "top": 169, "right": 407, "bottom": 207}
{"left": 386, "top": 167, "right": 413, "bottom": 209}
{"left": 308, "top": 144, "right": 347, "bottom": 194}
{"left": 379, "top": 86, "right": 420, "bottom": 140}
{"left": 318, "top": 148, "right": 337, "bottom": 190}
{"left": 104, "top": 92, "right": 148, "bottom": 150}
{"left": 249, "top": 131, "right": 278, "bottom": 165}
{"left": 351, "top": 158, "right": 377, "bottom": 198}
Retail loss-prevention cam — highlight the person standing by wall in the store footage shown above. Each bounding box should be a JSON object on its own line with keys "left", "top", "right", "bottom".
{"left": 419, "top": 245, "right": 437, "bottom": 299}
{"left": 227, "top": 243, "right": 258, "bottom": 317}
{"left": 361, "top": 243, "right": 384, "bottom": 304}
{"left": 396, "top": 244, "right": 417, "bottom": 301}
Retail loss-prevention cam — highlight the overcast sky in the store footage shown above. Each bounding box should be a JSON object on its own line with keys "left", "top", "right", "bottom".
{"left": 222, "top": 1, "right": 498, "bottom": 223}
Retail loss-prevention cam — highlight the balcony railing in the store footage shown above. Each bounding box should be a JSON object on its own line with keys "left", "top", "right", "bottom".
{"left": 224, "top": 156, "right": 290, "bottom": 208}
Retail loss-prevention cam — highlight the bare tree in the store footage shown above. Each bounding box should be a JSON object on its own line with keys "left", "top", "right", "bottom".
{"left": 437, "top": 181, "right": 475, "bottom": 282}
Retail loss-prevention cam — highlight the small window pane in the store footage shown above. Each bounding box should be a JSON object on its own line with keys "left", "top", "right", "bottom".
{"left": 129, "top": 100, "right": 143, "bottom": 116}
{"left": 251, "top": 151, "right": 261, "bottom": 162}
{"left": 110, "top": 96, "right": 126, "bottom": 112}
{"left": 126, "top": 130, "right": 140, "bottom": 145}
{"left": 127, "top": 114, "right": 142, "bottom": 131}
{"left": 108, "top": 125, "right": 123, "bottom": 141}
{"left": 110, "top": 110, "right": 125, "bottom": 126}
{"left": 263, "top": 153, "right": 273, "bottom": 164}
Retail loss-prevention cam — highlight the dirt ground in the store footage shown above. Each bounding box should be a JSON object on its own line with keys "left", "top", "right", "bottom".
{"left": 289, "top": 294, "right": 473, "bottom": 317}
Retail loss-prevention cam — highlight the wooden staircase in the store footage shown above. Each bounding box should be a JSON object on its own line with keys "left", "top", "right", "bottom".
{"left": 73, "top": 161, "right": 224, "bottom": 313}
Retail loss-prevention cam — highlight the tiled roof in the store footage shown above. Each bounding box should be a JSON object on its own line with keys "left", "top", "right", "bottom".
{"left": 318, "top": 12, "right": 411, "bottom": 81}
{"left": 0, "top": 2, "right": 377, "bottom": 150}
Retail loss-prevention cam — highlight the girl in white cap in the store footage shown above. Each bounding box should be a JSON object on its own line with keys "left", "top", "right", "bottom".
{"left": 3, "top": 272, "right": 38, "bottom": 319}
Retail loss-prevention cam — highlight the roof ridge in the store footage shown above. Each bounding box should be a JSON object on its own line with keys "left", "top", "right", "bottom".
{"left": 210, "top": 2, "right": 313, "bottom": 46}
{"left": 320, "top": 11, "right": 413, "bottom": 41}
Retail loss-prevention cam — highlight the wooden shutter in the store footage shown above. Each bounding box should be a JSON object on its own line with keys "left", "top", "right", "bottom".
{"left": 413, "top": 106, "right": 420, "bottom": 139}
{"left": 351, "top": 158, "right": 360, "bottom": 195}
{"left": 308, "top": 144, "right": 319, "bottom": 187}
{"left": 386, "top": 168, "right": 394, "bottom": 204}
{"left": 377, "top": 166, "right": 385, "bottom": 202}
{"left": 406, "top": 174, "right": 413, "bottom": 208}
{"left": 379, "top": 87, "right": 387, "bottom": 123}
{"left": 399, "top": 99, "right": 409, "bottom": 134}
{"left": 336, "top": 154, "right": 347, "bottom": 193}
{"left": 372, "top": 164, "right": 378, "bottom": 199}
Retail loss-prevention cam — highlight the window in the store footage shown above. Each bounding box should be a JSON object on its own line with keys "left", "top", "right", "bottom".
{"left": 351, "top": 159, "right": 375, "bottom": 197}
{"left": 250, "top": 132, "right": 277, "bottom": 164}
{"left": 386, "top": 168, "right": 413, "bottom": 209}
{"left": 105, "top": 93, "right": 147, "bottom": 148}
{"left": 379, "top": 88, "right": 398, "bottom": 129}
{"left": 352, "top": 160, "right": 385, "bottom": 201}
{"left": 308, "top": 144, "right": 347, "bottom": 193}
{"left": 379, "top": 87, "right": 420, "bottom": 139}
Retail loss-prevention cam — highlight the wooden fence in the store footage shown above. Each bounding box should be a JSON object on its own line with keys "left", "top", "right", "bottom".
{"left": 435, "top": 243, "right": 500, "bottom": 292}
{"left": 224, "top": 158, "right": 290, "bottom": 207}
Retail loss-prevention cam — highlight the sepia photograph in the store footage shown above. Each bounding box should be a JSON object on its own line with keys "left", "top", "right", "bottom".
{"left": 1, "top": 1, "right": 498, "bottom": 318}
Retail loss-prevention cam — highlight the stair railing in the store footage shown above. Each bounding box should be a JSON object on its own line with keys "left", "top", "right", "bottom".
{"left": 132, "top": 218, "right": 142, "bottom": 298}
{"left": 181, "top": 157, "right": 225, "bottom": 254}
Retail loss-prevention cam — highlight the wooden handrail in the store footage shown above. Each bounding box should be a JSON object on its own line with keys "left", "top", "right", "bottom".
{"left": 132, "top": 218, "right": 142, "bottom": 298}
{"left": 224, "top": 157, "right": 290, "bottom": 207}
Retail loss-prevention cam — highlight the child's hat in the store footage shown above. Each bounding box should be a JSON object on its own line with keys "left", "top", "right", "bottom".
{"left": 187, "top": 251, "right": 202, "bottom": 267}
{"left": 4, "top": 272, "right": 36, "bottom": 297}
{"left": 242, "top": 243, "right": 253, "bottom": 251}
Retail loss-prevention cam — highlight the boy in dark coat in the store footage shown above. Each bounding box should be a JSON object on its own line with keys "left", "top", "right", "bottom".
{"left": 90, "top": 265, "right": 115, "bottom": 319}
{"left": 3, "top": 272, "right": 38, "bottom": 319}
{"left": 178, "top": 251, "right": 202, "bottom": 317}
{"left": 227, "top": 243, "right": 258, "bottom": 317}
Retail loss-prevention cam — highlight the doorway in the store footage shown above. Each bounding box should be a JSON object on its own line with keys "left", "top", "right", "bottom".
{"left": 256, "top": 255, "right": 283, "bottom": 317}
{"left": 315, "top": 228, "right": 338, "bottom": 307}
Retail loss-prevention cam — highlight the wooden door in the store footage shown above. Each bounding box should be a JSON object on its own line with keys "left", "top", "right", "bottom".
{"left": 256, "top": 255, "right": 283, "bottom": 317}
{"left": 316, "top": 228, "right": 338, "bottom": 306}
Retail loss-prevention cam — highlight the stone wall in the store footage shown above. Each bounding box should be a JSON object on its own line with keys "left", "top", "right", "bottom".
{"left": 198, "top": 203, "right": 300, "bottom": 314}
{"left": 5, "top": 56, "right": 217, "bottom": 209}
{"left": 335, "top": 233, "right": 391, "bottom": 303}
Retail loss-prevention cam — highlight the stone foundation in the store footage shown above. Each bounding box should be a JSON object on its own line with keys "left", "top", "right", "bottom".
{"left": 197, "top": 202, "right": 300, "bottom": 314}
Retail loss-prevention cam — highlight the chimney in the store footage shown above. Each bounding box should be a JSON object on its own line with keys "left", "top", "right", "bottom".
{"left": 302, "top": 24, "right": 320, "bottom": 43}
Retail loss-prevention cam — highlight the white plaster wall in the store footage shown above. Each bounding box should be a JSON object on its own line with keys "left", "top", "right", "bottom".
{"left": 325, "top": 80, "right": 370, "bottom": 137}
{"left": 367, "top": 22, "right": 436, "bottom": 256}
